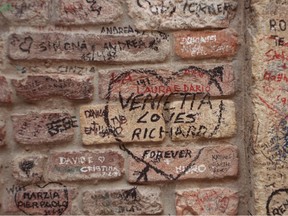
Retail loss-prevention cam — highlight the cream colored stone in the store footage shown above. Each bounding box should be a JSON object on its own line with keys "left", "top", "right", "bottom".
{"left": 0, "top": 0, "right": 49, "bottom": 26}
{"left": 127, "top": 0, "right": 238, "bottom": 30}
{"left": 250, "top": 0, "right": 288, "bottom": 214}
{"left": 45, "top": 150, "right": 124, "bottom": 181}
{"left": 80, "top": 104, "right": 165, "bottom": 145}
{"left": 175, "top": 187, "right": 239, "bottom": 215}
{"left": 8, "top": 33, "right": 170, "bottom": 63}
{"left": 170, "top": 99, "right": 237, "bottom": 140}
{"left": 55, "top": 0, "right": 123, "bottom": 25}
{"left": 82, "top": 187, "right": 163, "bottom": 215}
{"left": 126, "top": 145, "right": 239, "bottom": 183}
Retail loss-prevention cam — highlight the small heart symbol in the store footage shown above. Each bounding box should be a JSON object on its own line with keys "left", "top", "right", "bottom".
{"left": 98, "top": 156, "right": 105, "bottom": 163}
{"left": 19, "top": 36, "right": 33, "bottom": 53}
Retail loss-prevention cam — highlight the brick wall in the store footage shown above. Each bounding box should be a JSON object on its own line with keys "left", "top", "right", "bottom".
{"left": 0, "top": 0, "right": 251, "bottom": 215}
{"left": 249, "top": 0, "right": 288, "bottom": 215}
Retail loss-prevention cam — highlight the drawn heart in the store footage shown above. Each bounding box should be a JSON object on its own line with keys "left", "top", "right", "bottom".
{"left": 98, "top": 156, "right": 105, "bottom": 163}
{"left": 19, "top": 36, "right": 33, "bottom": 53}
{"left": 14, "top": 182, "right": 69, "bottom": 215}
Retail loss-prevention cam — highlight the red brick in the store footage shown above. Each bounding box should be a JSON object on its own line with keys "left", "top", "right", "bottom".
{"left": 82, "top": 187, "right": 163, "bottom": 215}
{"left": 12, "top": 75, "right": 94, "bottom": 101}
{"left": 80, "top": 104, "right": 165, "bottom": 145}
{"left": 0, "top": 119, "right": 5, "bottom": 146}
{"left": 8, "top": 33, "right": 169, "bottom": 63}
{"left": 127, "top": 0, "right": 237, "bottom": 30}
{"left": 12, "top": 155, "right": 45, "bottom": 183}
{"left": 11, "top": 112, "right": 76, "bottom": 145}
{"left": 0, "top": 76, "right": 12, "bottom": 103}
{"left": 99, "top": 65, "right": 235, "bottom": 99}
{"left": 174, "top": 29, "right": 238, "bottom": 59}
{"left": 0, "top": 0, "right": 49, "bottom": 26}
{"left": 175, "top": 187, "right": 239, "bottom": 215}
{"left": 126, "top": 145, "right": 238, "bottom": 183}
{"left": 55, "top": 0, "right": 123, "bottom": 25}
{"left": 46, "top": 150, "right": 124, "bottom": 181}
{"left": 3, "top": 183, "right": 77, "bottom": 215}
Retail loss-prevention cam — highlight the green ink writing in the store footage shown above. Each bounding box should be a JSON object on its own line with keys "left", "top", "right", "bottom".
{"left": 0, "top": 3, "right": 12, "bottom": 13}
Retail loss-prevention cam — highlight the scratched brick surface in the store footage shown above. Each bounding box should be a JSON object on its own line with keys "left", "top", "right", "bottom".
{"left": 127, "top": 0, "right": 238, "bottom": 30}
{"left": 126, "top": 145, "right": 238, "bottom": 183}
{"left": 45, "top": 151, "right": 124, "bottom": 182}
{"left": 0, "top": 0, "right": 49, "bottom": 26}
{"left": 80, "top": 104, "right": 165, "bottom": 145}
{"left": 169, "top": 99, "right": 237, "bottom": 141}
{"left": 0, "top": 76, "right": 12, "bottom": 103}
{"left": 0, "top": 119, "right": 5, "bottom": 146}
{"left": 12, "top": 74, "right": 94, "bottom": 101}
{"left": 82, "top": 187, "right": 163, "bottom": 215}
{"left": 0, "top": 36, "right": 3, "bottom": 66}
{"left": 99, "top": 65, "right": 235, "bottom": 99}
{"left": 3, "top": 183, "right": 77, "bottom": 215}
{"left": 11, "top": 112, "right": 76, "bottom": 145}
{"left": 12, "top": 155, "right": 45, "bottom": 183}
{"left": 8, "top": 33, "right": 170, "bottom": 63}
{"left": 174, "top": 29, "right": 238, "bottom": 59}
{"left": 175, "top": 187, "right": 239, "bottom": 215}
{"left": 250, "top": 0, "right": 288, "bottom": 214}
{"left": 55, "top": 0, "right": 123, "bottom": 25}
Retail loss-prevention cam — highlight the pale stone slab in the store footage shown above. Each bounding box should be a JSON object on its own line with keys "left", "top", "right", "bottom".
{"left": 0, "top": 0, "right": 49, "bottom": 26}
{"left": 80, "top": 104, "right": 165, "bottom": 145}
{"left": 127, "top": 0, "right": 238, "bottom": 30}
{"left": 175, "top": 187, "right": 239, "bottom": 215}
{"left": 170, "top": 99, "right": 237, "bottom": 140}
{"left": 8, "top": 33, "right": 170, "bottom": 63}
{"left": 82, "top": 187, "right": 163, "bottom": 215}
{"left": 126, "top": 145, "right": 238, "bottom": 183}
{"left": 250, "top": 0, "right": 288, "bottom": 214}
{"left": 45, "top": 151, "right": 124, "bottom": 181}
{"left": 55, "top": 0, "right": 123, "bottom": 25}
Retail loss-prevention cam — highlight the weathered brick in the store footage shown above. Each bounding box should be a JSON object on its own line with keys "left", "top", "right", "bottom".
{"left": 46, "top": 150, "right": 124, "bottom": 181}
{"left": 12, "top": 75, "right": 94, "bottom": 101}
{"left": 12, "top": 155, "right": 45, "bottom": 183}
{"left": 82, "top": 187, "right": 163, "bottom": 215}
{"left": 0, "top": 0, "right": 49, "bottom": 26}
{"left": 126, "top": 145, "right": 238, "bottom": 183}
{"left": 0, "top": 36, "right": 3, "bottom": 66}
{"left": 170, "top": 99, "right": 237, "bottom": 141}
{"left": 8, "top": 33, "right": 169, "bottom": 63}
{"left": 3, "top": 183, "right": 77, "bottom": 215}
{"left": 11, "top": 112, "right": 76, "bottom": 145}
{"left": 174, "top": 29, "right": 238, "bottom": 59}
{"left": 55, "top": 0, "right": 123, "bottom": 25}
{"left": 80, "top": 104, "right": 165, "bottom": 145}
{"left": 127, "top": 0, "right": 237, "bottom": 30}
{"left": 0, "top": 76, "right": 12, "bottom": 104}
{"left": 175, "top": 187, "right": 239, "bottom": 215}
{"left": 0, "top": 119, "right": 5, "bottom": 146}
{"left": 99, "top": 65, "right": 235, "bottom": 99}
